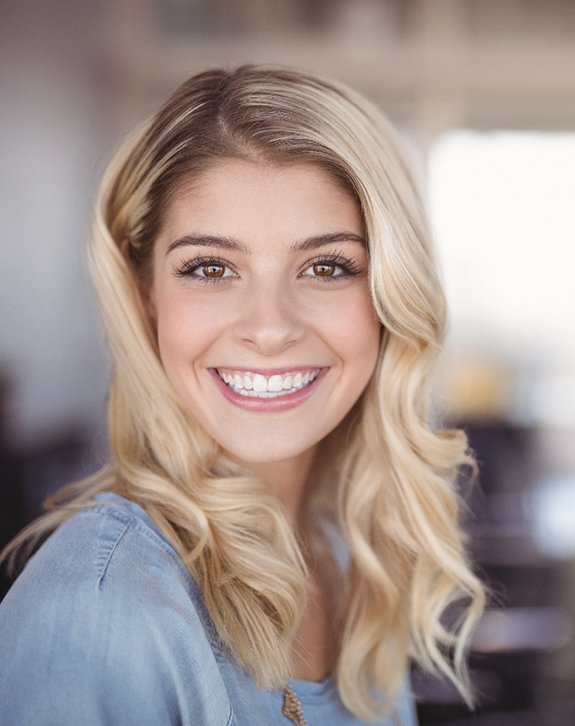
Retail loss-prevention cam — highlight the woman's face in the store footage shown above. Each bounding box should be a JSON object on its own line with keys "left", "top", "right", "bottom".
{"left": 151, "top": 160, "right": 380, "bottom": 468}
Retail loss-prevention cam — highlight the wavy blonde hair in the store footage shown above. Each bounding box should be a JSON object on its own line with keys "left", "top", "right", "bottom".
{"left": 4, "top": 66, "right": 484, "bottom": 721}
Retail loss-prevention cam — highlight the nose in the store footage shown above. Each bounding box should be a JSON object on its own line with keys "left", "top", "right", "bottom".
{"left": 232, "top": 279, "right": 306, "bottom": 356}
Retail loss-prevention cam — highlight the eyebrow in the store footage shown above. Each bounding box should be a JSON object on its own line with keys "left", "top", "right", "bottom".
{"left": 166, "top": 235, "right": 249, "bottom": 255}
{"left": 290, "top": 232, "right": 366, "bottom": 251}
{"left": 166, "top": 231, "right": 366, "bottom": 256}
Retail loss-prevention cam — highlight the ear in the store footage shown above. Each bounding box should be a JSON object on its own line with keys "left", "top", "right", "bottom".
{"left": 120, "top": 237, "right": 158, "bottom": 324}
{"left": 145, "top": 284, "right": 158, "bottom": 324}
{"left": 119, "top": 236, "right": 133, "bottom": 265}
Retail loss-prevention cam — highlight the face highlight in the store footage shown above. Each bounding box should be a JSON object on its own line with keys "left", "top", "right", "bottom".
{"left": 150, "top": 160, "right": 381, "bottom": 470}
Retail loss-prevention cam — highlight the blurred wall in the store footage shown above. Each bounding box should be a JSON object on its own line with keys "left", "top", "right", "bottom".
{"left": 0, "top": 0, "right": 111, "bottom": 446}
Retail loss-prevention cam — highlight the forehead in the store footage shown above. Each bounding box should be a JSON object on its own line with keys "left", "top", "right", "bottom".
{"left": 161, "top": 159, "right": 363, "bottom": 243}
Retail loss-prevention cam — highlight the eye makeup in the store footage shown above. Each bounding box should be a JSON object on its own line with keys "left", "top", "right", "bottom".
{"left": 299, "top": 251, "right": 362, "bottom": 281}
{"left": 174, "top": 256, "right": 238, "bottom": 283}
{"left": 172, "top": 248, "right": 365, "bottom": 285}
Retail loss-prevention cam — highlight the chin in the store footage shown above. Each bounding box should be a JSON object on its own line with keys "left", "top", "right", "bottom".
{"left": 218, "top": 438, "right": 317, "bottom": 470}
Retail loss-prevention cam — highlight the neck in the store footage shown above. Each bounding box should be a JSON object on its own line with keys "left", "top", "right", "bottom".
{"left": 241, "top": 447, "right": 317, "bottom": 526}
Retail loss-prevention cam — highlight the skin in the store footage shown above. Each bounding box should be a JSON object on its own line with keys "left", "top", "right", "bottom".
{"left": 150, "top": 159, "right": 381, "bottom": 679}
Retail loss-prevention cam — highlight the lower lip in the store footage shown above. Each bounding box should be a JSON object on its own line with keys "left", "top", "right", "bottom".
{"left": 209, "top": 369, "right": 327, "bottom": 412}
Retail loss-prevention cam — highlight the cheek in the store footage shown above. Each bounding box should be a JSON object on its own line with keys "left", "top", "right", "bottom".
{"left": 154, "top": 288, "right": 235, "bottom": 381}
{"left": 324, "top": 291, "right": 381, "bottom": 368}
{"left": 154, "top": 291, "right": 204, "bottom": 370}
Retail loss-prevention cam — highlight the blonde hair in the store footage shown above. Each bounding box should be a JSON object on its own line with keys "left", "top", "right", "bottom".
{"left": 4, "top": 66, "right": 484, "bottom": 721}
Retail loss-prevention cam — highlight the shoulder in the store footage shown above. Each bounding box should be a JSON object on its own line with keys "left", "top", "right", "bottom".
{"left": 5, "top": 493, "right": 198, "bottom": 618}
{"left": 0, "top": 494, "right": 231, "bottom": 726}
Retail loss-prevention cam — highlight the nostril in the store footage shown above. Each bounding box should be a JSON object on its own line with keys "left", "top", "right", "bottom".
{"left": 233, "top": 308, "right": 306, "bottom": 355}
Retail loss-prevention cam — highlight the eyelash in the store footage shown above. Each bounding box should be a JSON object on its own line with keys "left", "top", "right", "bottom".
{"left": 301, "top": 253, "right": 362, "bottom": 282}
{"left": 174, "top": 256, "right": 236, "bottom": 284}
{"left": 173, "top": 252, "right": 362, "bottom": 284}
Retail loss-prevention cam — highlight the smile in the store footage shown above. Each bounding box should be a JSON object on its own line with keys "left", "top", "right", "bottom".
{"left": 216, "top": 368, "right": 321, "bottom": 398}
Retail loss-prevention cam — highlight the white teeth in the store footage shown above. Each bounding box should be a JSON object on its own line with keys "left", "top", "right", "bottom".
{"left": 217, "top": 368, "right": 320, "bottom": 398}
{"left": 268, "top": 374, "right": 283, "bottom": 392}
{"left": 252, "top": 373, "right": 267, "bottom": 392}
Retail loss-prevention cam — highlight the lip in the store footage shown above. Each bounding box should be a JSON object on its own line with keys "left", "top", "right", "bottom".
{"left": 215, "top": 366, "right": 320, "bottom": 375}
{"left": 209, "top": 367, "right": 328, "bottom": 412}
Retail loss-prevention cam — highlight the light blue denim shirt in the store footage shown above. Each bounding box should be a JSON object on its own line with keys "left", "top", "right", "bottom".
{"left": 0, "top": 493, "right": 418, "bottom": 725}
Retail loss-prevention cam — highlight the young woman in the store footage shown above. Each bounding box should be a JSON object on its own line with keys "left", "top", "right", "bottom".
{"left": 0, "top": 65, "right": 484, "bottom": 725}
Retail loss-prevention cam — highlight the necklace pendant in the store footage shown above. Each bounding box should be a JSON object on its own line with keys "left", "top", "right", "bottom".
{"left": 282, "top": 684, "right": 307, "bottom": 726}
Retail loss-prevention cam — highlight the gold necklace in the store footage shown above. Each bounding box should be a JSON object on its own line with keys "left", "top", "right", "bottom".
{"left": 282, "top": 684, "right": 307, "bottom": 726}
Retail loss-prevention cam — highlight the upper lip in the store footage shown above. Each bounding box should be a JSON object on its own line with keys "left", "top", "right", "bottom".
{"left": 211, "top": 366, "right": 327, "bottom": 375}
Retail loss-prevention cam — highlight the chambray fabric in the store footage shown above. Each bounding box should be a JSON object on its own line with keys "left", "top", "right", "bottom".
{"left": 0, "top": 493, "right": 418, "bottom": 725}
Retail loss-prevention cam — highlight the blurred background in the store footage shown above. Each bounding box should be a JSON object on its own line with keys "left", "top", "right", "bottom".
{"left": 1, "top": 1, "right": 574, "bottom": 723}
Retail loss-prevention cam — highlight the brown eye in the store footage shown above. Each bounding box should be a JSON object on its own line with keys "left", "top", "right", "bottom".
{"left": 313, "top": 263, "right": 336, "bottom": 277}
{"left": 300, "top": 255, "right": 357, "bottom": 281}
{"left": 203, "top": 264, "right": 225, "bottom": 278}
{"left": 175, "top": 257, "right": 236, "bottom": 281}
